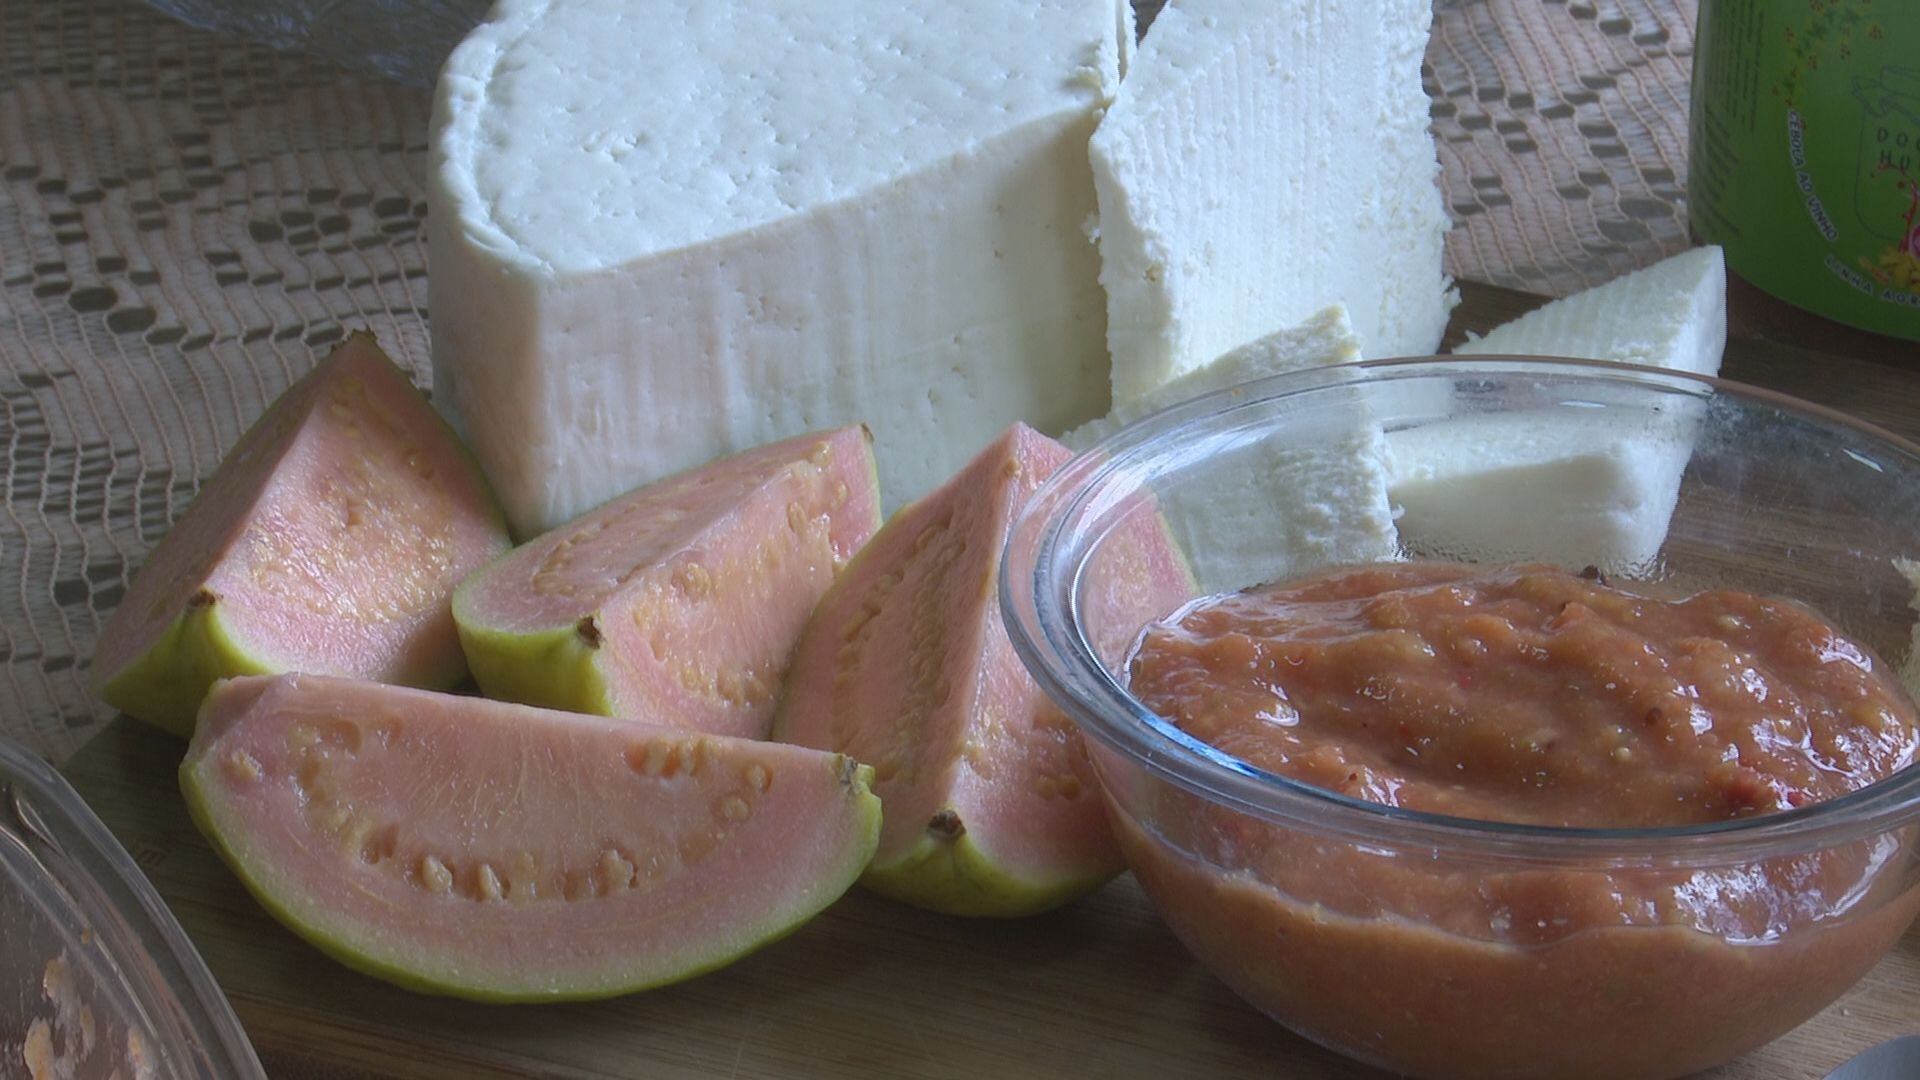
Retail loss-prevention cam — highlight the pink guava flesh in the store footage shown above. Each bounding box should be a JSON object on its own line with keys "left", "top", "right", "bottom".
{"left": 454, "top": 425, "right": 880, "bottom": 738}
{"left": 775, "top": 423, "right": 1191, "bottom": 907}
{"left": 92, "top": 334, "right": 510, "bottom": 731}
{"left": 182, "top": 673, "right": 880, "bottom": 1000}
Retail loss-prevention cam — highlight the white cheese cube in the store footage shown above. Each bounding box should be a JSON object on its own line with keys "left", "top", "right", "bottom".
{"left": 1088, "top": 0, "right": 1454, "bottom": 405}
{"left": 430, "top": 0, "right": 1126, "bottom": 535}
{"left": 1063, "top": 303, "right": 1360, "bottom": 449}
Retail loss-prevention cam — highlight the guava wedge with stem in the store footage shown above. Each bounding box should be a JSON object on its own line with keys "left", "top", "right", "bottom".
{"left": 772, "top": 424, "right": 1192, "bottom": 916}
{"left": 92, "top": 333, "right": 511, "bottom": 737}
{"left": 453, "top": 426, "right": 880, "bottom": 739}
{"left": 181, "top": 673, "right": 882, "bottom": 1001}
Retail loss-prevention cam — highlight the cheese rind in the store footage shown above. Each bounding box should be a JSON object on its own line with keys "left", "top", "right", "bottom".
{"left": 1089, "top": 0, "right": 1453, "bottom": 405}
{"left": 430, "top": 0, "right": 1125, "bottom": 535}
{"left": 1064, "top": 304, "right": 1360, "bottom": 449}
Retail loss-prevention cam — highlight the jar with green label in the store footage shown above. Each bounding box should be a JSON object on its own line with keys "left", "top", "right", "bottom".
{"left": 1691, "top": 0, "right": 1920, "bottom": 344}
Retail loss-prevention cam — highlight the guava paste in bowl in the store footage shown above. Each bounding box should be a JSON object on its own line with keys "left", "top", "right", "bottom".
{"left": 1119, "top": 561, "right": 1920, "bottom": 1080}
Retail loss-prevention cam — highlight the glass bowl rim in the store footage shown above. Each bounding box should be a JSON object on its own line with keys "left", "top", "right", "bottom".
{"left": 1001, "top": 354, "right": 1920, "bottom": 866}
{"left": 1, "top": 735, "right": 265, "bottom": 1077}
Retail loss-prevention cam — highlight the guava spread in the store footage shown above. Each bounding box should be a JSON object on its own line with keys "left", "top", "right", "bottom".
{"left": 1119, "top": 562, "right": 1920, "bottom": 1079}
{"left": 1129, "top": 561, "right": 1919, "bottom": 830}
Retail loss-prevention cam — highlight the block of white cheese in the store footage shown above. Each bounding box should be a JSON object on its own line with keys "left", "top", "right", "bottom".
{"left": 1088, "top": 0, "right": 1454, "bottom": 405}
{"left": 430, "top": 0, "right": 1126, "bottom": 535}
{"left": 1166, "top": 385, "right": 1400, "bottom": 595}
{"left": 1063, "top": 303, "right": 1361, "bottom": 450}
{"left": 1388, "top": 246, "right": 1728, "bottom": 573}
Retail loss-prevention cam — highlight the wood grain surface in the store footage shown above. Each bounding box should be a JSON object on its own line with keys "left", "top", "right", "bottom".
{"left": 58, "top": 284, "right": 1920, "bottom": 1080}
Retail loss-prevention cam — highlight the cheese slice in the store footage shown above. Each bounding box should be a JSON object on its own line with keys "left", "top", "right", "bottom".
{"left": 1088, "top": 0, "right": 1453, "bottom": 405}
{"left": 1389, "top": 246, "right": 1728, "bottom": 573}
{"left": 430, "top": 0, "right": 1126, "bottom": 535}
{"left": 1063, "top": 303, "right": 1361, "bottom": 449}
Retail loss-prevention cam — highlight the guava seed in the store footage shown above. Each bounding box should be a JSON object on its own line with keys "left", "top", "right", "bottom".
{"left": 223, "top": 749, "right": 263, "bottom": 784}
{"left": 418, "top": 855, "right": 453, "bottom": 895}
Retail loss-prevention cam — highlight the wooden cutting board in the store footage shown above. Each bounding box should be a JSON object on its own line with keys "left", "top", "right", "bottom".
{"left": 61, "top": 285, "right": 1920, "bottom": 1080}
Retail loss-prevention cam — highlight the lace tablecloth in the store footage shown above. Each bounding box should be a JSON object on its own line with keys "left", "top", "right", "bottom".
{"left": 1, "top": 0, "right": 1699, "bottom": 762}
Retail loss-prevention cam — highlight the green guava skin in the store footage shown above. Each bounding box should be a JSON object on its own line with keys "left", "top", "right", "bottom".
{"left": 98, "top": 597, "right": 276, "bottom": 739}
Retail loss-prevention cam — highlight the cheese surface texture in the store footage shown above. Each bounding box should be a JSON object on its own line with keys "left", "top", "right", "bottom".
{"left": 1088, "top": 0, "right": 1453, "bottom": 404}
{"left": 431, "top": 0, "right": 1125, "bottom": 535}
{"left": 1063, "top": 304, "right": 1360, "bottom": 449}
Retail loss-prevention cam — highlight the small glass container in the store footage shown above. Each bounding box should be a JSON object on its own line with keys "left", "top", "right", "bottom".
{"left": 2, "top": 736, "right": 263, "bottom": 1079}
{"left": 1004, "top": 358, "right": 1920, "bottom": 1079}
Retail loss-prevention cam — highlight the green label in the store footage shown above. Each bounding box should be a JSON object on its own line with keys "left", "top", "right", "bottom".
{"left": 1691, "top": 0, "right": 1920, "bottom": 341}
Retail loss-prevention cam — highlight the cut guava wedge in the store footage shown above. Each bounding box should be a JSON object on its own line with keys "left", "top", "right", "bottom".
{"left": 453, "top": 426, "right": 881, "bottom": 739}
{"left": 772, "top": 424, "right": 1192, "bottom": 917}
{"left": 92, "top": 334, "right": 512, "bottom": 737}
{"left": 181, "top": 673, "right": 881, "bottom": 1001}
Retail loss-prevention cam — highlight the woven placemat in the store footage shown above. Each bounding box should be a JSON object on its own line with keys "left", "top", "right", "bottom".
{"left": 1432, "top": 0, "right": 1697, "bottom": 296}
{"left": 0, "top": 0, "right": 1698, "bottom": 763}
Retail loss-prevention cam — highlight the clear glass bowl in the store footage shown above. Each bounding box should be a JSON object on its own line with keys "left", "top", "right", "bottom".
{"left": 2, "top": 736, "right": 263, "bottom": 1079}
{"left": 1002, "top": 357, "right": 1920, "bottom": 1080}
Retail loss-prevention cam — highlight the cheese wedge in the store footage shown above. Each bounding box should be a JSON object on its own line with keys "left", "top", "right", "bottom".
{"left": 1057, "top": 304, "right": 1384, "bottom": 592}
{"left": 1453, "top": 246, "right": 1727, "bottom": 372}
{"left": 1390, "top": 246, "right": 1728, "bottom": 572}
{"left": 1063, "top": 304, "right": 1360, "bottom": 449}
{"left": 1166, "top": 388, "right": 1400, "bottom": 594}
{"left": 430, "top": 0, "right": 1126, "bottom": 535}
{"left": 1088, "top": 0, "right": 1453, "bottom": 405}
{"left": 1389, "top": 411, "right": 1695, "bottom": 572}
